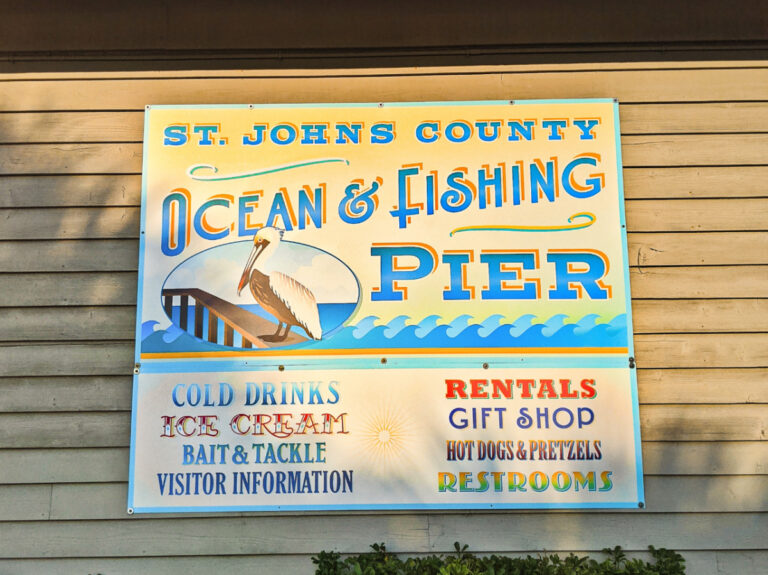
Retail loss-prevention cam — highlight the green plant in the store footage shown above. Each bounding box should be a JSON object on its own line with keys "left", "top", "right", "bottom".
{"left": 311, "top": 542, "right": 686, "bottom": 574}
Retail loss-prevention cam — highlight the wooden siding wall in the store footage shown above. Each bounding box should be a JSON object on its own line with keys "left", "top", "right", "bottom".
{"left": 0, "top": 62, "right": 766, "bottom": 574}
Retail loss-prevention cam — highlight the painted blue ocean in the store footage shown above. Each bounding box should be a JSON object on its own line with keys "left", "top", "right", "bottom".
{"left": 141, "top": 308, "right": 629, "bottom": 353}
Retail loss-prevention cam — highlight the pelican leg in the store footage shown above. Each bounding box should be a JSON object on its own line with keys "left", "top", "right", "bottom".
{"left": 273, "top": 323, "right": 292, "bottom": 342}
{"left": 261, "top": 322, "right": 285, "bottom": 342}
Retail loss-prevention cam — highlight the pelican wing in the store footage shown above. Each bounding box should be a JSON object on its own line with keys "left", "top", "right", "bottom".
{"left": 268, "top": 271, "right": 322, "bottom": 339}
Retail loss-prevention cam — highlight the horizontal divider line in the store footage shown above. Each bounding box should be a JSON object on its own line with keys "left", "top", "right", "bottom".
{"left": 0, "top": 141, "right": 142, "bottom": 146}
{"left": 4, "top": 99, "right": 768, "bottom": 110}
{"left": 0, "top": 61, "right": 767, "bottom": 78}
{"left": 0, "top": 172, "right": 142, "bottom": 177}
{"left": 623, "top": 164, "right": 768, "bottom": 168}
{"left": 0, "top": 102, "right": 767, "bottom": 112}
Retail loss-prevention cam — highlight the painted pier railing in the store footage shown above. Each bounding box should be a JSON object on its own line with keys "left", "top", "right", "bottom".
{"left": 161, "top": 288, "right": 308, "bottom": 349}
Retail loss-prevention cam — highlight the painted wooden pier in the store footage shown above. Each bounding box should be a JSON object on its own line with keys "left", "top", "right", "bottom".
{"left": 161, "top": 288, "right": 309, "bottom": 348}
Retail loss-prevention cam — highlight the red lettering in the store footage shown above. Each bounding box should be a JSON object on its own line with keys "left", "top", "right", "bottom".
{"left": 197, "top": 414, "right": 219, "bottom": 437}
{"left": 559, "top": 378, "right": 579, "bottom": 398}
{"left": 491, "top": 379, "right": 513, "bottom": 399}
{"left": 537, "top": 379, "right": 557, "bottom": 399}
{"left": 470, "top": 379, "right": 489, "bottom": 398}
{"left": 445, "top": 378, "right": 467, "bottom": 399}
{"left": 517, "top": 378, "right": 536, "bottom": 398}
{"left": 580, "top": 378, "right": 597, "bottom": 398}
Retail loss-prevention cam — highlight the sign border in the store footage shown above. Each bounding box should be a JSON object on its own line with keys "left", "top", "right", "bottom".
{"left": 128, "top": 99, "right": 644, "bottom": 513}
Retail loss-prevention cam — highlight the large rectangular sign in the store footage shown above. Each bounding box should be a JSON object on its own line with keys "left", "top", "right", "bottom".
{"left": 129, "top": 100, "right": 644, "bottom": 512}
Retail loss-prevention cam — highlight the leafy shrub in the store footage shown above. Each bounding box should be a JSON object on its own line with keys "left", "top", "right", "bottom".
{"left": 312, "top": 542, "right": 685, "bottom": 574}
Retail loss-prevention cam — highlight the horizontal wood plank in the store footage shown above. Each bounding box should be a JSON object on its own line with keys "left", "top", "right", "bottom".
{"left": 621, "top": 552, "right": 763, "bottom": 575}
{"left": 621, "top": 134, "right": 768, "bottom": 167}
{"left": 0, "top": 474, "right": 763, "bottom": 522}
{"left": 0, "top": 307, "right": 136, "bottom": 341}
{"left": 2, "top": 441, "right": 765, "bottom": 485}
{"left": 1, "top": 368, "right": 765, "bottom": 414}
{"left": 3, "top": 167, "right": 767, "bottom": 210}
{"left": 2, "top": 135, "right": 768, "bottom": 175}
{"left": 642, "top": 441, "right": 768, "bottom": 475}
{"left": 0, "top": 144, "right": 141, "bottom": 175}
{"left": 638, "top": 368, "right": 768, "bottom": 404}
{"left": 0, "top": 207, "right": 138, "bottom": 240}
{"left": 0, "top": 404, "right": 763, "bottom": 448}
{"left": 0, "top": 112, "right": 144, "bottom": 143}
{"left": 640, "top": 404, "right": 768, "bottom": 441}
{"left": 0, "top": 515, "right": 430, "bottom": 557}
{"left": 623, "top": 166, "right": 768, "bottom": 198}
{"left": 3, "top": 266, "right": 764, "bottom": 308}
{"left": 0, "top": 412, "right": 131, "bottom": 448}
{"left": 0, "top": 448, "right": 129, "bottom": 483}
{"left": 629, "top": 266, "right": 768, "bottom": 298}
{"left": 0, "top": 334, "right": 764, "bottom": 378}
{"left": 3, "top": 440, "right": 766, "bottom": 487}
{"left": 2, "top": 103, "right": 767, "bottom": 144}
{"left": 2, "top": 203, "right": 767, "bottom": 242}
{"left": 2, "top": 232, "right": 764, "bottom": 274}
{"left": 0, "top": 175, "right": 140, "bottom": 207}
{"left": 2, "top": 299, "right": 765, "bottom": 344}
{"left": 0, "top": 333, "right": 765, "bottom": 378}
{"left": 0, "top": 343, "right": 134, "bottom": 377}
{"left": 0, "top": 239, "right": 139, "bottom": 272}
{"left": 634, "top": 333, "right": 768, "bottom": 368}
{"left": 628, "top": 232, "right": 768, "bottom": 266}
{"left": 427, "top": 513, "right": 768, "bottom": 552}
{"left": 0, "top": 376, "right": 132, "bottom": 411}
{"left": 626, "top": 199, "right": 768, "bottom": 232}
{"left": 2, "top": 68, "right": 768, "bottom": 111}
{"left": 0, "top": 272, "right": 138, "bottom": 306}
{"left": 632, "top": 299, "right": 768, "bottom": 334}
{"left": 0, "top": 556, "right": 312, "bottom": 575}
{"left": 0, "top": 513, "right": 764, "bottom": 558}
{"left": 0, "top": 485, "right": 51, "bottom": 520}
{"left": 619, "top": 102, "right": 768, "bottom": 134}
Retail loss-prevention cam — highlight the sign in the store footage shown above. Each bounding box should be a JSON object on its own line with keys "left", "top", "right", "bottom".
{"left": 129, "top": 100, "right": 644, "bottom": 512}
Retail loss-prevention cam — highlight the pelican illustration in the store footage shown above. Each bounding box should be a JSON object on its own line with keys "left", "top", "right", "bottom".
{"left": 237, "top": 227, "right": 322, "bottom": 342}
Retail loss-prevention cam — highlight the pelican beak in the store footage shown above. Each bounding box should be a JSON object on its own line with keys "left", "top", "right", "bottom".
{"left": 237, "top": 242, "right": 265, "bottom": 295}
{"left": 237, "top": 267, "right": 249, "bottom": 296}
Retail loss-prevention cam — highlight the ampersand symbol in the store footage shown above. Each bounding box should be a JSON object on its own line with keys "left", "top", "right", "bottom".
{"left": 338, "top": 178, "right": 381, "bottom": 224}
{"left": 516, "top": 440, "right": 528, "bottom": 460}
{"left": 232, "top": 445, "right": 248, "bottom": 464}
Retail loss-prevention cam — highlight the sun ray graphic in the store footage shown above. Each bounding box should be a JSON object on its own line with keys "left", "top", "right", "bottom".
{"left": 357, "top": 404, "right": 416, "bottom": 475}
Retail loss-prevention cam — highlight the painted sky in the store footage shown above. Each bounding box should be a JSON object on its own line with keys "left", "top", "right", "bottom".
{"left": 164, "top": 239, "right": 360, "bottom": 304}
